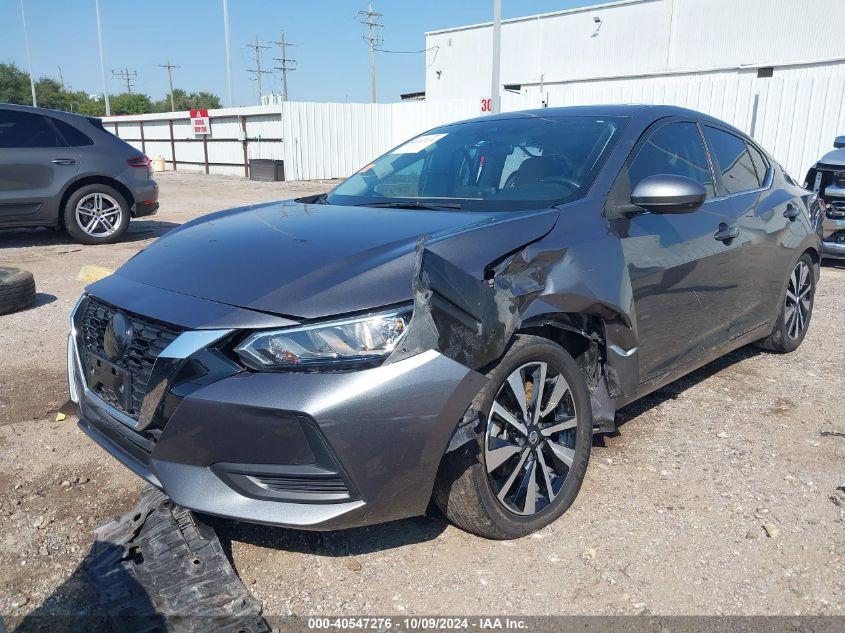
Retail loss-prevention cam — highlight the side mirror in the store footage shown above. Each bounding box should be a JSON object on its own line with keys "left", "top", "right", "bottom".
{"left": 630, "top": 174, "right": 706, "bottom": 214}
{"left": 834, "top": 135, "right": 845, "bottom": 149}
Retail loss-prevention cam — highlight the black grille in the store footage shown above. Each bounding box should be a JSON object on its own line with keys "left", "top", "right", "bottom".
{"left": 79, "top": 297, "right": 181, "bottom": 419}
{"left": 254, "top": 474, "right": 350, "bottom": 496}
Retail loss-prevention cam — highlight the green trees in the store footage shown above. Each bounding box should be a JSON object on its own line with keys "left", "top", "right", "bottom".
{"left": 153, "top": 88, "right": 222, "bottom": 112}
{"left": 0, "top": 63, "right": 222, "bottom": 116}
{"left": 0, "top": 63, "right": 31, "bottom": 104}
{"left": 110, "top": 92, "right": 154, "bottom": 115}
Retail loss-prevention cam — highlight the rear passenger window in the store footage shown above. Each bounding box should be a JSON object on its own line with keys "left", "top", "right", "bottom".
{"left": 0, "top": 110, "right": 65, "bottom": 148}
{"left": 702, "top": 126, "right": 761, "bottom": 194}
{"left": 628, "top": 121, "right": 715, "bottom": 198}
{"left": 52, "top": 119, "right": 94, "bottom": 146}
{"left": 746, "top": 142, "right": 769, "bottom": 185}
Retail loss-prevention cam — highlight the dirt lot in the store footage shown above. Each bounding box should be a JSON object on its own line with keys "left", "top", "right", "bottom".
{"left": 0, "top": 171, "right": 842, "bottom": 620}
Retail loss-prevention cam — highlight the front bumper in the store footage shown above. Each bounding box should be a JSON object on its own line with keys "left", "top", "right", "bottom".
{"left": 68, "top": 310, "right": 486, "bottom": 530}
{"left": 821, "top": 212, "right": 845, "bottom": 259}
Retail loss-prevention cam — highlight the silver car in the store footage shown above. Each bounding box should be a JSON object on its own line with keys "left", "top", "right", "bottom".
{"left": 805, "top": 135, "right": 845, "bottom": 259}
{"left": 0, "top": 103, "right": 158, "bottom": 244}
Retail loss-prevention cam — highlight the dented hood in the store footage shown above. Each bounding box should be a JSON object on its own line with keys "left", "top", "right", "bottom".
{"left": 115, "top": 199, "right": 559, "bottom": 320}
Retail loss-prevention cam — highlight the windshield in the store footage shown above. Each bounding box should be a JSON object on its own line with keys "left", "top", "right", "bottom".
{"left": 327, "top": 115, "right": 626, "bottom": 211}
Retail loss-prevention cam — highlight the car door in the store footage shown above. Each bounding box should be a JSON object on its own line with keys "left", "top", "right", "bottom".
{"left": 0, "top": 109, "right": 80, "bottom": 225}
{"left": 614, "top": 119, "right": 740, "bottom": 381}
{"left": 700, "top": 125, "right": 784, "bottom": 339}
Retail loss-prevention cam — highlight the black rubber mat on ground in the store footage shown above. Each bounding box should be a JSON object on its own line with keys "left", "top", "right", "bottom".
{"left": 85, "top": 485, "right": 270, "bottom": 633}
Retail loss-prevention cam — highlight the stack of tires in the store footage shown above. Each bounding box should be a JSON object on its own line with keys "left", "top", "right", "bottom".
{"left": 0, "top": 267, "right": 36, "bottom": 315}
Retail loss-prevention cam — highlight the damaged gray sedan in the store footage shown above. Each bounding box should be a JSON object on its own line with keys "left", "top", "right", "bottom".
{"left": 68, "top": 105, "right": 822, "bottom": 539}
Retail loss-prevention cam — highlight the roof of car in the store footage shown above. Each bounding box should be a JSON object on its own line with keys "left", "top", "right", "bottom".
{"left": 0, "top": 102, "right": 91, "bottom": 122}
{"left": 452, "top": 103, "right": 726, "bottom": 126}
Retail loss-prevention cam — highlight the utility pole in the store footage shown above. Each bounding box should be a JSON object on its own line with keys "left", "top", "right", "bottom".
{"left": 57, "top": 66, "right": 66, "bottom": 91}
{"left": 95, "top": 0, "right": 110, "bottom": 115}
{"left": 111, "top": 67, "right": 137, "bottom": 93}
{"left": 222, "top": 0, "right": 234, "bottom": 106}
{"left": 271, "top": 31, "right": 297, "bottom": 101}
{"left": 357, "top": 3, "right": 383, "bottom": 103}
{"left": 158, "top": 60, "right": 180, "bottom": 111}
{"left": 490, "top": 0, "right": 502, "bottom": 114}
{"left": 245, "top": 36, "right": 272, "bottom": 104}
{"left": 18, "top": 0, "right": 37, "bottom": 107}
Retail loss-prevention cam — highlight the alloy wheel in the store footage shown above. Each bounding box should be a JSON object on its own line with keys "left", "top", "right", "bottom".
{"left": 75, "top": 193, "right": 123, "bottom": 238}
{"left": 784, "top": 260, "right": 812, "bottom": 340}
{"left": 484, "top": 361, "right": 579, "bottom": 516}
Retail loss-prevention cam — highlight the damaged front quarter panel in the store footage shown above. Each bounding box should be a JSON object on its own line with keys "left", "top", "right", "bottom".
{"left": 387, "top": 199, "right": 642, "bottom": 449}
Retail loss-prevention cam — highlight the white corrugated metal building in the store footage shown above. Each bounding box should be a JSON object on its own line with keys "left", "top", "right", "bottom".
{"left": 424, "top": 0, "right": 845, "bottom": 103}
{"left": 103, "top": 0, "right": 845, "bottom": 184}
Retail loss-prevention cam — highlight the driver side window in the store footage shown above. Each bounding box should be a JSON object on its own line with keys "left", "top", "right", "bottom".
{"left": 629, "top": 122, "right": 715, "bottom": 199}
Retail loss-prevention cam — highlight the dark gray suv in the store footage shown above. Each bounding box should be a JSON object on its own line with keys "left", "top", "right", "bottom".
{"left": 0, "top": 103, "right": 158, "bottom": 244}
{"left": 68, "top": 105, "right": 822, "bottom": 539}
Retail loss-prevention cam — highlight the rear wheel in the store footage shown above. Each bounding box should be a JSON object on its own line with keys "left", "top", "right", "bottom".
{"left": 64, "top": 184, "right": 130, "bottom": 245}
{"left": 755, "top": 253, "right": 816, "bottom": 353}
{"left": 433, "top": 335, "right": 593, "bottom": 539}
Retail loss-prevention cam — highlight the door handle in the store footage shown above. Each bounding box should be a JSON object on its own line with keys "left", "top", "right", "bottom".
{"left": 783, "top": 204, "right": 800, "bottom": 221}
{"left": 51, "top": 158, "right": 76, "bottom": 165}
{"left": 714, "top": 223, "right": 739, "bottom": 243}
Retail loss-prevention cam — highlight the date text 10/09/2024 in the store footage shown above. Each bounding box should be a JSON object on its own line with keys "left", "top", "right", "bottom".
{"left": 306, "top": 617, "right": 529, "bottom": 630}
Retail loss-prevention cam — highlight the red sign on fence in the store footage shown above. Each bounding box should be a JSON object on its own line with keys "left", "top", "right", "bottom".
{"left": 190, "top": 109, "right": 210, "bottom": 136}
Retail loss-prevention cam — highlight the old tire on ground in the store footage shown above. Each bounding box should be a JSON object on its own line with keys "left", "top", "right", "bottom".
{"left": 0, "top": 267, "right": 36, "bottom": 315}
{"left": 433, "top": 335, "right": 593, "bottom": 539}
{"left": 754, "top": 252, "right": 816, "bottom": 353}
{"left": 63, "top": 184, "right": 130, "bottom": 245}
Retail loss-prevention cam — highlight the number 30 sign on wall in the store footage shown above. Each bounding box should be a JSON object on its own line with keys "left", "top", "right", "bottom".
{"left": 480, "top": 98, "right": 493, "bottom": 113}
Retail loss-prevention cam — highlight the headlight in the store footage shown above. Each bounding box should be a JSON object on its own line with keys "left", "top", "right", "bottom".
{"left": 234, "top": 307, "right": 411, "bottom": 370}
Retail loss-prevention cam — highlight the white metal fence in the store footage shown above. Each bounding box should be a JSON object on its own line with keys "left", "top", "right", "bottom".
{"left": 103, "top": 75, "right": 845, "bottom": 184}
{"left": 278, "top": 99, "right": 480, "bottom": 180}
{"left": 101, "top": 106, "right": 284, "bottom": 178}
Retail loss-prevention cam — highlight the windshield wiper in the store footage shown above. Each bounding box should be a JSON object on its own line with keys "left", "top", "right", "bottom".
{"left": 362, "top": 200, "right": 464, "bottom": 210}
{"left": 297, "top": 193, "right": 328, "bottom": 204}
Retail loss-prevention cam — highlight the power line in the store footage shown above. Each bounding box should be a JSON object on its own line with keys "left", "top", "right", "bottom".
{"left": 375, "top": 46, "right": 436, "bottom": 54}
{"left": 245, "top": 36, "right": 272, "bottom": 105}
{"left": 357, "top": 3, "right": 383, "bottom": 103}
{"left": 271, "top": 31, "right": 297, "bottom": 102}
{"left": 111, "top": 67, "right": 138, "bottom": 94}
{"left": 158, "top": 60, "right": 181, "bottom": 112}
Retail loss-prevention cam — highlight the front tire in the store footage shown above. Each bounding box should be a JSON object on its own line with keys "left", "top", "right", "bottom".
{"left": 433, "top": 335, "right": 593, "bottom": 539}
{"left": 755, "top": 253, "right": 816, "bottom": 353}
{"left": 63, "top": 184, "right": 130, "bottom": 245}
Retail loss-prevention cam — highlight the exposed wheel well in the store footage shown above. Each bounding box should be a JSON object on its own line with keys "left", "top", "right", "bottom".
{"left": 517, "top": 315, "right": 605, "bottom": 390}
{"left": 517, "top": 314, "right": 622, "bottom": 434}
{"left": 57, "top": 176, "right": 135, "bottom": 229}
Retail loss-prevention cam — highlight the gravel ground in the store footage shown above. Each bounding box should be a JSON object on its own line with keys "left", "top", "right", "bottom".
{"left": 0, "top": 171, "right": 842, "bottom": 620}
